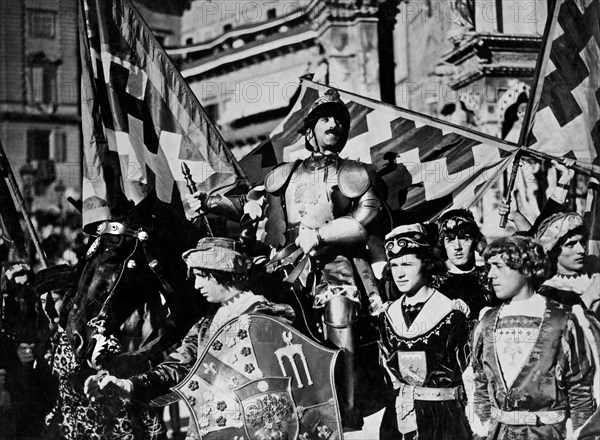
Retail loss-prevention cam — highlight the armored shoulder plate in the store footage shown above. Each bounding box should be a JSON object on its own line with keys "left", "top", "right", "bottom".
{"left": 337, "top": 160, "right": 372, "bottom": 198}
{"left": 264, "top": 160, "right": 301, "bottom": 193}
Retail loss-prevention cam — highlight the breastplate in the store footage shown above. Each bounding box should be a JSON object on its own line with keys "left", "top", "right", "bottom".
{"left": 283, "top": 158, "right": 351, "bottom": 231}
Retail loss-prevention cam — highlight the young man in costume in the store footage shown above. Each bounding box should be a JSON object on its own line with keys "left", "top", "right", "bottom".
{"left": 84, "top": 237, "right": 295, "bottom": 437}
{"left": 534, "top": 211, "right": 600, "bottom": 316}
{"left": 433, "top": 209, "right": 497, "bottom": 323}
{"left": 187, "top": 89, "right": 386, "bottom": 427}
{"left": 378, "top": 224, "right": 472, "bottom": 440}
{"left": 472, "top": 236, "right": 599, "bottom": 439}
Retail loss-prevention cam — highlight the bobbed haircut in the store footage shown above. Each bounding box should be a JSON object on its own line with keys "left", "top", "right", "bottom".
{"left": 388, "top": 245, "right": 446, "bottom": 283}
{"left": 483, "top": 236, "right": 551, "bottom": 290}
{"left": 191, "top": 268, "right": 249, "bottom": 292}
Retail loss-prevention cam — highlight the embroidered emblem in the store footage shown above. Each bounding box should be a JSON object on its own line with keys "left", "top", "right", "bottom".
{"left": 294, "top": 182, "right": 322, "bottom": 217}
{"left": 275, "top": 331, "right": 313, "bottom": 388}
{"left": 397, "top": 351, "right": 427, "bottom": 386}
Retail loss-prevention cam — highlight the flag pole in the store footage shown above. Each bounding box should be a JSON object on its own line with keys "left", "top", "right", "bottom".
{"left": 499, "top": 149, "right": 525, "bottom": 228}
{"left": 520, "top": 148, "right": 599, "bottom": 178}
{"left": 499, "top": 0, "right": 562, "bottom": 228}
{"left": 0, "top": 141, "right": 48, "bottom": 268}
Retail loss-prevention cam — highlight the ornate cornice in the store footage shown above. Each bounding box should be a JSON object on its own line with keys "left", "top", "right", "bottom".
{"left": 440, "top": 33, "right": 542, "bottom": 89}
{"left": 180, "top": 27, "right": 316, "bottom": 80}
{"left": 168, "top": 7, "right": 311, "bottom": 57}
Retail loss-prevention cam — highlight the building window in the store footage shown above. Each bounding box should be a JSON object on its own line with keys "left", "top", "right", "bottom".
{"left": 267, "top": 8, "right": 277, "bottom": 19}
{"left": 28, "top": 64, "right": 57, "bottom": 104}
{"left": 28, "top": 10, "right": 57, "bottom": 39}
{"left": 52, "top": 131, "right": 67, "bottom": 163}
{"left": 27, "top": 129, "right": 51, "bottom": 162}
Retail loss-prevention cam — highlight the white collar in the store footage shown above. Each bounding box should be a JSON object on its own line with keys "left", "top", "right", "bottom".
{"left": 445, "top": 261, "right": 476, "bottom": 274}
{"left": 543, "top": 272, "right": 597, "bottom": 294}
{"left": 212, "top": 291, "right": 264, "bottom": 328}
{"left": 499, "top": 293, "right": 546, "bottom": 318}
{"left": 387, "top": 289, "right": 454, "bottom": 338}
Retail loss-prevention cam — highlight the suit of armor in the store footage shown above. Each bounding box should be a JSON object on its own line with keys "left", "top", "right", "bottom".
{"left": 204, "top": 153, "right": 383, "bottom": 428}
{"left": 205, "top": 153, "right": 383, "bottom": 316}
{"left": 196, "top": 89, "right": 386, "bottom": 428}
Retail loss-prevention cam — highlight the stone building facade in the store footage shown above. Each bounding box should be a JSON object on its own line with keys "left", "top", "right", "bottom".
{"left": 0, "top": 0, "right": 81, "bottom": 212}
{"left": 0, "top": 0, "right": 562, "bottom": 237}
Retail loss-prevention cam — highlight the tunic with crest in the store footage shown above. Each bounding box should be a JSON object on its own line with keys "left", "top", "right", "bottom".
{"left": 378, "top": 289, "right": 471, "bottom": 440}
{"left": 472, "top": 294, "right": 596, "bottom": 440}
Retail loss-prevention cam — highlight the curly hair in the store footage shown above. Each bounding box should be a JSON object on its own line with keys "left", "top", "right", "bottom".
{"left": 483, "top": 236, "right": 551, "bottom": 290}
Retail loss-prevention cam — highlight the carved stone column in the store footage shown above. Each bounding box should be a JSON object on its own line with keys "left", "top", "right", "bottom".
{"left": 310, "top": 0, "right": 400, "bottom": 101}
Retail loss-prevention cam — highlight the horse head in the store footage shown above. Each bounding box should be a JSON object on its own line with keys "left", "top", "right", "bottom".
{"left": 66, "top": 195, "right": 206, "bottom": 373}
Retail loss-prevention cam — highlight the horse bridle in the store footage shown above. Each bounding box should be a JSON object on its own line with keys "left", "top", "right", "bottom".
{"left": 87, "top": 221, "right": 176, "bottom": 332}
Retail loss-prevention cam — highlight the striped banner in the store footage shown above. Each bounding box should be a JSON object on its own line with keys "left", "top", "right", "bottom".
{"left": 241, "top": 79, "right": 518, "bottom": 222}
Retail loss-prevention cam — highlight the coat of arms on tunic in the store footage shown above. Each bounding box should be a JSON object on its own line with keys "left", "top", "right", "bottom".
{"left": 172, "top": 314, "right": 342, "bottom": 440}
{"left": 397, "top": 351, "right": 427, "bottom": 386}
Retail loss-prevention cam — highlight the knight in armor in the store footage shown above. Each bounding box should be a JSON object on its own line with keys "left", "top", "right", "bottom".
{"left": 187, "top": 89, "right": 386, "bottom": 428}
{"left": 84, "top": 237, "right": 295, "bottom": 438}
{"left": 432, "top": 208, "right": 498, "bottom": 324}
{"left": 378, "top": 224, "right": 472, "bottom": 440}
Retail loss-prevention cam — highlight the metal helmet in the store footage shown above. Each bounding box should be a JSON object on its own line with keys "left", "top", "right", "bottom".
{"left": 300, "top": 89, "right": 351, "bottom": 153}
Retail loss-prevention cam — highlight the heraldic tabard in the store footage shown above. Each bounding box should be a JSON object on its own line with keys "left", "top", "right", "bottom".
{"left": 172, "top": 314, "right": 342, "bottom": 440}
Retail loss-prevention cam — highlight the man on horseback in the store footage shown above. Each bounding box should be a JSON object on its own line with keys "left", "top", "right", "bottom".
{"left": 187, "top": 89, "right": 386, "bottom": 428}
{"left": 84, "top": 237, "right": 299, "bottom": 438}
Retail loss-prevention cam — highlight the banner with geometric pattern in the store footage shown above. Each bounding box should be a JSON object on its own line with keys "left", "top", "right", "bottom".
{"left": 525, "top": 0, "right": 600, "bottom": 253}
{"left": 79, "top": 0, "right": 248, "bottom": 228}
{"left": 241, "top": 79, "right": 518, "bottom": 222}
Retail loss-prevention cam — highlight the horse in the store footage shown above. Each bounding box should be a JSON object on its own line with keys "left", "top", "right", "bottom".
{"left": 66, "top": 194, "right": 208, "bottom": 378}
